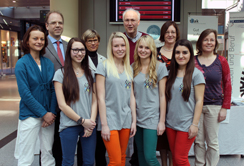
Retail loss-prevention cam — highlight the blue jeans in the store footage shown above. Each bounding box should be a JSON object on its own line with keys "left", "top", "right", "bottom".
{"left": 60, "top": 125, "right": 96, "bottom": 166}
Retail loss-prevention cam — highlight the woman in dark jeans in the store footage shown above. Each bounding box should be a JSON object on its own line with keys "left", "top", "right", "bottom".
{"left": 76, "top": 29, "right": 107, "bottom": 166}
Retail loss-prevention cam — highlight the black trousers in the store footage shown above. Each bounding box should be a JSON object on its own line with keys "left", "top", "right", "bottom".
{"left": 52, "top": 111, "right": 62, "bottom": 166}
{"left": 129, "top": 140, "right": 139, "bottom": 166}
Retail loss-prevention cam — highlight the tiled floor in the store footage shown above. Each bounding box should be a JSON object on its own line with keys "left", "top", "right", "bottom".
{"left": 0, "top": 75, "right": 244, "bottom": 166}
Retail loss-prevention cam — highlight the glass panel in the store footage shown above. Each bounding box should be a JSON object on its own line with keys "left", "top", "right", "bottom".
{"left": 0, "top": 30, "right": 19, "bottom": 75}
{"left": 1, "top": 30, "right": 11, "bottom": 75}
{"left": 10, "top": 31, "right": 19, "bottom": 74}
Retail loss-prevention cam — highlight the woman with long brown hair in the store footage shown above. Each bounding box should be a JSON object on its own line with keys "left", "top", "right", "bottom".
{"left": 194, "top": 29, "right": 232, "bottom": 166}
{"left": 53, "top": 38, "right": 97, "bottom": 165}
{"left": 166, "top": 39, "right": 205, "bottom": 165}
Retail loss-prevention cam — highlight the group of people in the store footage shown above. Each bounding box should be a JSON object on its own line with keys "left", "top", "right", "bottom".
{"left": 14, "top": 8, "right": 231, "bottom": 166}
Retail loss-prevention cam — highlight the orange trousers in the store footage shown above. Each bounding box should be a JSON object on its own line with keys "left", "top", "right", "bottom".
{"left": 103, "top": 129, "right": 130, "bottom": 166}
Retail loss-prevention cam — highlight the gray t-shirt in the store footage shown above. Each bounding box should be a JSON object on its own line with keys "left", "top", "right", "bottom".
{"left": 166, "top": 68, "right": 205, "bottom": 132}
{"left": 53, "top": 69, "right": 94, "bottom": 132}
{"left": 95, "top": 62, "right": 132, "bottom": 131}
{"left": 134, "top": 62, "right": 168, "bottom": 130}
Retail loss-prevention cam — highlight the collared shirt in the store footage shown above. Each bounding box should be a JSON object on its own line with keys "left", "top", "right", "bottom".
{"left": 125, "top": 31, "right": 142, "bottom": 43}
{"left": 48, "top": 35, "right": 65, "bottom": 60}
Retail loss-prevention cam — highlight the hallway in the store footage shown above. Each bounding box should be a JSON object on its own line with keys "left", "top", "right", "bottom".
{"left": 0, "top": 75, "right": 244, "bottom": 166}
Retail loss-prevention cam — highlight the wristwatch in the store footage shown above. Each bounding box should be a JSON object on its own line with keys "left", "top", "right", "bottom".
{"left": 77, "top": 117, "right": 83, "bottom": 125}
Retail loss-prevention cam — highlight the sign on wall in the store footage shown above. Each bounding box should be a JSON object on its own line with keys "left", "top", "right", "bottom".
{"left": 228, "top": 12, "right": 244, "bottom": 99}
{"left": 187, "top": 15, "right": 218, "bottom": 41}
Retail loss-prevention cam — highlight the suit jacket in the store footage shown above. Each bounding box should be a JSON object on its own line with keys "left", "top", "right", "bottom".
{"left": 88, "top": 53, "right": 106, "bottom": 72}
{"left": 44, "top": 37, "right": 68, "bottom": 71}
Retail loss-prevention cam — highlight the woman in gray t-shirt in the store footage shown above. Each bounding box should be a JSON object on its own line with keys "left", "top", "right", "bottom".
{"left": 132, "top": 35, "right": 168, "bottom": 166}
{"left": 53, "top": 38, "right": 97, "bottom": 165}
{"left": 96, "top": 32, "right": 136, "bottom": 166}
{"left": 165, "top": 39, "right": 205, "bottom": 166}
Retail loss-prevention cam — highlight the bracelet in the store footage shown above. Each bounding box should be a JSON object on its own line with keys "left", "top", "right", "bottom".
{"left": 77, "top": 117, "right": 83, "bottom": 125}
{"left": 192, "top": 123, "right": 198, "bottom": 127}
{"left": 81, "top": 119, "right": 85, "bottom": 125}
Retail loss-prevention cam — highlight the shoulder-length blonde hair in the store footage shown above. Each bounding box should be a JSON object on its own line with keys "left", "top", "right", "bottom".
{"left": 103, "top": 32, "right": 132, "bottom": 80}
{"left": 133, "top": 35, "right": 158, "bottom": 87}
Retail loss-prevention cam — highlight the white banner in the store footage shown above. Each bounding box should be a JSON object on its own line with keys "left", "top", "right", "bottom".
{"left": 228, "top": 12, "right": 244, "bottom": 99}
{"left": 187, "top": 15, "right": 218, "bottom": 41}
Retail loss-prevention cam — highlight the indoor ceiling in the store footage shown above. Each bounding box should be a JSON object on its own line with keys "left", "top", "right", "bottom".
{"left": 0, "top": 0, "right": 49, "bottom": 7}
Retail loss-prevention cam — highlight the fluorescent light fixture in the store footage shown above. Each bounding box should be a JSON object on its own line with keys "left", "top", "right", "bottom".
{"left": 3, "top": 19, "right": 8, "bottom": 25}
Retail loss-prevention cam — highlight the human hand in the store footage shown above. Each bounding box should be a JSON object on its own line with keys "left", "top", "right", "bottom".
{"left": 42, "top": 121, "right": 49, "bottom": 128}
{"left": 157, "top": 122, "right": 165, "bottom": 136}
{"left": 83, "top": 128, "right": 93, "bottom": 137}
{"left": 130, "top": 122, "right": 136, "bottom": 138}
{"left": 81, "top": 119, "right": 96, "bottom": 131}
{"left": 218, "top": 108, "right": 227, "bottom": 122}
{"left": 101, "top": 125, "right": 110, "bottom": 141}
{"left": 43, "top": 112, "right": 56, "bottom": 125}
{"left": 188, "top": 125, "right": 198, "bottom": 139}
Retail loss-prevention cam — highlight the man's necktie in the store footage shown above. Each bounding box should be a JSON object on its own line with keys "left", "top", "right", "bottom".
{"left": 56, "top": 41, "right": 64, "bottom": 66}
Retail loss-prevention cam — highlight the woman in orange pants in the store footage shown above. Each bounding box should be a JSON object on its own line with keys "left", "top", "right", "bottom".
{"left": 96, "top": 32, "right": 136, "bottom": 166}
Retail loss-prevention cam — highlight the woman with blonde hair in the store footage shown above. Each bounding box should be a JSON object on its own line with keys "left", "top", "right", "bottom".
{"left": 96, "top": 32, "right": 136, "bottom": 166}
{"left": 132, "top": 35, "right": 168, "bottom": 166}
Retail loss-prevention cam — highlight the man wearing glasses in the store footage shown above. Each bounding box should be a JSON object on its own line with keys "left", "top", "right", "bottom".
{"left": 44, "top": 11, "right": 67, "bottom": 166}
{"left": 123, "top": 8, "right": 147, "bottom": 64}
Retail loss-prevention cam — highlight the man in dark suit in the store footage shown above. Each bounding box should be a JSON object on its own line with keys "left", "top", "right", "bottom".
{"left": 44, "top": 11, "right": 67, "bottom": 71}
{"left": 43, "top": 11, "right": 67, "bottom": 166}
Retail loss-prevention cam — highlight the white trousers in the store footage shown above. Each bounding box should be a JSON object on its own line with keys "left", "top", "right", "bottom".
{"left": 194, "top": 105, "right": 221, "bottom": 166}
{"left": 14, "top": 117, "right": 55, "bottom": 166}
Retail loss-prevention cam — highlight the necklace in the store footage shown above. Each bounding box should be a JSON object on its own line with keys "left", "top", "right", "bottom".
{"left": 74, "top": 69, "right": 80, "bottom": 75}
{"left": 162, "top": 46, "right": 173, "bottom": 52}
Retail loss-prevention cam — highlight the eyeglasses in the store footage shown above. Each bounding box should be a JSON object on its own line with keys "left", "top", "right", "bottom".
{"left": 71, "top": 48, "right": 86, "bottom": 54}
{"left": 124, "top": 19, "right": 138, "bottom": 24}
{"left": 48, "top": 21, "right": 63, "bottom": 26}
{"left": 165, "top": 31, "right": 176, "bottom": 35}
{"left": 87, "top": 39, "right": 98, "bottom": 44}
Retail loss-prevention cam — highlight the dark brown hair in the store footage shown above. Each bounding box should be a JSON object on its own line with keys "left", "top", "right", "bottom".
{"left": 22, "top": 25, "right": 47, "bottom": 55}
{"left": 159, "top": 21, "right": 180, "bottom": 42}
{"left": 166, "top": 39, "right": 195, "bottom": 102}
{"left": 196, "top": 29, "right": 219, "bottom": 55}
{"left": 45, "top": 10, "right": 64, "bottom": 23}
{"left": 62, "top": 38, "right": 94, "bottom": 105}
